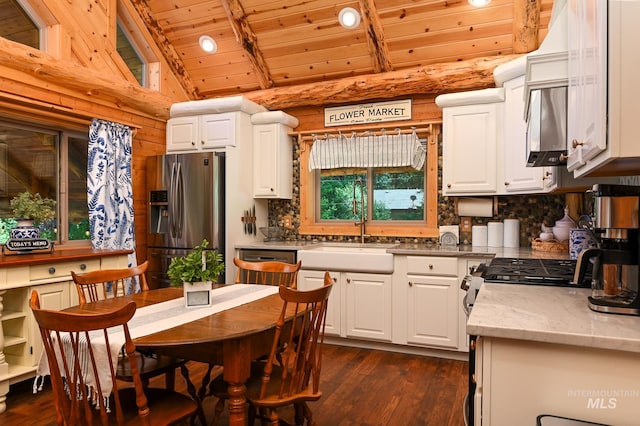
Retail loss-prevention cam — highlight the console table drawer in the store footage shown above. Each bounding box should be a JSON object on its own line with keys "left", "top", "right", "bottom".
{"left": 30, "top": 259, "right": 100, "bottom": 281}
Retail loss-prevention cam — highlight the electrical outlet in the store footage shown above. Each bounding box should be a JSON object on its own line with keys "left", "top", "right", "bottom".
{"left": 283, "top": 215, "right": 293, "bottom": 229}
{"left": 460, "top": 217, "right": 472, "bottom": 232}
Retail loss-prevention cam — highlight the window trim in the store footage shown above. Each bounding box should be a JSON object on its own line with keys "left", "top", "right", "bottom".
{"left": 299, "top": 123, "right": 440, "bottom": 239}
{"left": 0, "top": 119, "right": 91, "bottom": 247}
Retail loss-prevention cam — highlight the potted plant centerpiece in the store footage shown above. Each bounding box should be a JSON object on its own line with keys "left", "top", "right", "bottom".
{"left": 167, "top": 239, "right": 224, "bottom": 307}
{"left": 9, "top": 191, "right": 56, "bottom": 240}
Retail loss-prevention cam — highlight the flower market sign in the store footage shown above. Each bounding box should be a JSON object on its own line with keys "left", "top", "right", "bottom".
{"left": 324, "top": 99, "right": 412, "bottom": 127}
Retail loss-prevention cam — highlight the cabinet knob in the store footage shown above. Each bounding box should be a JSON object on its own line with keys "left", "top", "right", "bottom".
{"left": 346, "top": 278, "right": 351, "bottom": 284}
{"left": 408, "top": 281, "right": 413, "bottom": 287}
{"left": 572, "top": 139, "right": 584, "bottom": 148}
{"left": 559, "top": 153, "right": 569, "bottom": 162}
{"left": 80, "top": 263, "right": 87, "bottom": 270}
{"left": 270, "top": 188, "right": 274, "bottom": 192}
{"left": 200, "top": 140, "right": 205, "bottom": 145}
{"left": 446, "top": 183, "right": 451, "bottom": 188}
{"left": 428, "top": 264, "right": 433, "bottom": 270}
{"left": 470, "top": 339, "right": 476, "bottom": 350}
{"left": 542, "top": 171, "right": 553, "bottom": 181}
{"left": 504, "top": 181, "right": 509, "bottom": 186}
{"left": 191, "top": 141, "right": 196, "bottom": 146}
{"left": 333, "top": 277, "right": 337, "bottom": 283}
{"left": 48, "top": 267, "right": 56, "bottom": 274}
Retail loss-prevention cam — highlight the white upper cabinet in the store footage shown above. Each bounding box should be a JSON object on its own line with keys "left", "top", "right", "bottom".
{"left": 568, "top": 0, "right": 640, "bottom": 177}
{"left": 166, "top": 96, "right": 267, "bottom": 154}
{"left": 251, "top": 111, "right": 298, "bottom": 199}
{"left": 166, "top": 113, "right": 240, "bottom": 152}
{"left": 566, "top": 0, "right": 607, "bottom": 171}
{"left": 438, "top": 88, "right": 503, "bottom": 195}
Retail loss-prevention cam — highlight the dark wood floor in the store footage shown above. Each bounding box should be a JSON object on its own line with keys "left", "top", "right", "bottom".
{"left": 0, "top": 344, "right": 468, "bottom": 425}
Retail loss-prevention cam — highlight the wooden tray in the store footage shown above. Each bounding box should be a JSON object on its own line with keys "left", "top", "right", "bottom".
{"left": 531, "top": 238, "right": 568, "bottom": 253}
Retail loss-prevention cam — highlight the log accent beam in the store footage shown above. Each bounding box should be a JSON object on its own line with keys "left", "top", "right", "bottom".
{"left": 241, "top": 54, "right": 522, "bottom": 110}
{"left": 129, "top": 0, "right": 200, "bottom": 99}
{"left": 359, "top": 0, "right": 393, "bottom": 73}
{"left": 222, "top": 0, "right": 274, "bottom": 89}
{"left": 0, "top": 37, "right": 173, "bottom": 119}
{"left": 512, "top": 0, "right": 541, "bottom": 53}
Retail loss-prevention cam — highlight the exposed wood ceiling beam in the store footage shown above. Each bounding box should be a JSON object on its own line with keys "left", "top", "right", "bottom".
{"left": 221, "top": 0, "right": 274, "bottom": 89}
{"left": 129, "top": 0, "right": 201, "bottom": 99}
{"left": 512, "top": 0, "right": 541, "bottom": 53}
{"left": 0, "top": 37, "right": 173, "bottom": 119}
{"left": 359, "top": 0, "right": 393, "bottom": 73}
{"left": 241, "top": 54, "right": 522, "bottom": 110}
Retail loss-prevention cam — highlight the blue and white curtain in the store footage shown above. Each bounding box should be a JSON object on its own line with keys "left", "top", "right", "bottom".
{"left": 88, "top": 119, "right": 139, "bottom": 293}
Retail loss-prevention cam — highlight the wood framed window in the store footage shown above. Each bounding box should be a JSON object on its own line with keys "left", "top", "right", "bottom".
{"left": 298, "top": 123, "right": 440, "bottom": 239}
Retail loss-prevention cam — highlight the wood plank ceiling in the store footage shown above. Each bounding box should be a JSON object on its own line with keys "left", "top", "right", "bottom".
{"left": 137, "top": 0, "right": 555, "bottom": 102}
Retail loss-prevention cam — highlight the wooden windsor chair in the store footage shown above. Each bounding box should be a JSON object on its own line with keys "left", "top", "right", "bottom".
{"left": 30, "top": 291, "right": 198, "bottom": 426}
{"left": 71, "top": 261, "right": 186, "bottom": 390}
{"left": 211, "top": 271, "right": 334, "bottom": 425}
{"left": 233, "top": 257, "right": 301, "bottom": 288}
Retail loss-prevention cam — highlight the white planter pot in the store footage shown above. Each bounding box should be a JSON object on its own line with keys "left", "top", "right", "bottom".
{"left": 183, "top": 281, "right": 212, "bottom": 308}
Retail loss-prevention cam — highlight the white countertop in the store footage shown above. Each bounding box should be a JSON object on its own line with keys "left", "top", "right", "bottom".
{"left": 467, "top": 283, "right": 640, "bottom": 353}
{"left": 235, "top": 242, "right": 569, "bottom": 260}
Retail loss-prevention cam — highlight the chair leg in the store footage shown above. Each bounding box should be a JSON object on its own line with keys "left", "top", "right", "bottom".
{"left": 165, "top": 368, "right": 176, "bottom": 391}
{"left": 212, "top": 397, "right": 226, "bottom": 426}
{"left": 179, "top": 363, "right": 207, "bottom": 426}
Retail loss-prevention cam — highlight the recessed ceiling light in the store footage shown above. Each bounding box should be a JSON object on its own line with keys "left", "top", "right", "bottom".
{"left": 468, "top": 0, "right": 491, "bottom": 6}
{"left": 338, "top": 7, "right": 361, "bottom": 30}
{"left": 199, "top": 35, "right": 217, "bottom": 53}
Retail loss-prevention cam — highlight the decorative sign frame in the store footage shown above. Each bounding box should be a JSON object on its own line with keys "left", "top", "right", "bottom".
{"left": 324, "top": 99, "right": 412, "bottom": 127}
{"left": 2, "top": 238, "right": 54, "bottom": 255}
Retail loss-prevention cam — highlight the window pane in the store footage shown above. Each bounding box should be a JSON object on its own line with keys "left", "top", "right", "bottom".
{"left": 372, "top": 167, "right": 424, "bottom": 221}
{"left": 117, "top": 23, "right": 145, "bottom": 85}
{"left": 319, "top": 169, "right": 366, "bottom": 220}
{"left": 68, "top": 136, "right": 89, "bottom": 240}
{"left": 0, "top": 124, "right": 58, "bottom": 242}
{"left": 1, "top": 0, "right": 39, "bottom": 49}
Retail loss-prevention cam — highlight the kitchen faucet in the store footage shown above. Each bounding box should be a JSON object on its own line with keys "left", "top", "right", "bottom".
{"left": 353, "top": 178, "right": 370, "bottom": 243}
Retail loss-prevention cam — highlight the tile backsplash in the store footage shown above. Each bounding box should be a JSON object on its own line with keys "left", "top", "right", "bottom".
{"left": 266, "top": 137, "right": 579, "bottom": 247}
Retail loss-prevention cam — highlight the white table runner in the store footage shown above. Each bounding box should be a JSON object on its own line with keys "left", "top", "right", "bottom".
{"left": 35, "top": 284, "right": 280, "bottom": 397}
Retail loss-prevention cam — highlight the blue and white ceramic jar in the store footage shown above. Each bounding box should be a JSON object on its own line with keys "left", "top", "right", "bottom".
{"left": 10, "top": 220, "right": 40, "bottom": 240}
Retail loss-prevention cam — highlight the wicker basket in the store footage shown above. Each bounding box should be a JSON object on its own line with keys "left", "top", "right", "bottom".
{"left": 531, "top": 238, "right": 569, "bottom": 253}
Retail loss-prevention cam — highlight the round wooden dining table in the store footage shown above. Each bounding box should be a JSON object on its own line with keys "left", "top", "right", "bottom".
{"left": 64, "top": 285, "right": 295, "bottom": 426}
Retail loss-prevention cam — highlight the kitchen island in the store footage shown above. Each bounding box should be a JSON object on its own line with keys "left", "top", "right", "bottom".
{"left": 467, "top": 283, "right": 640, "bottom": 426}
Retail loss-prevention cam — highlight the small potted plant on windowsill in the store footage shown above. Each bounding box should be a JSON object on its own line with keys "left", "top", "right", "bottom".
{"left": 167, "top": 239, "right": 224, "bottom": 308}
{"left": 9, "top": 191, "right": 56, "bottom": 240}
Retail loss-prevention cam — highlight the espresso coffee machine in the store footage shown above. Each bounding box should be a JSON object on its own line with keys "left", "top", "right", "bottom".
{"left": 573, "top": 184, "right": 640, "bottom": 315}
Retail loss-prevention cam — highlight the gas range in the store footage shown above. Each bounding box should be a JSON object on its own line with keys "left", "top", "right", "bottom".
{"left": 479, "top": 257, "right": 590, "bottom": 287}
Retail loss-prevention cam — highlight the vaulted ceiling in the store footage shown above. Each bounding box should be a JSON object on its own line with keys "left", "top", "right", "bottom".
{"left": 136, "top": 0, "right": 556, "bottom": 101}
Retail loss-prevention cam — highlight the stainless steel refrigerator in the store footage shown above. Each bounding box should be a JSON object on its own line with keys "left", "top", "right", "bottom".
{"left": 146, "top": 152, "right": 225, "bottom": 288}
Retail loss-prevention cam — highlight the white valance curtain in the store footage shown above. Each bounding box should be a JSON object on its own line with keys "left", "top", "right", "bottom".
{"left": 308, "top": 129, "right": 426, "bottom": 171}
{"left": 87, "top": 118, "right": 139, "bottom": 293}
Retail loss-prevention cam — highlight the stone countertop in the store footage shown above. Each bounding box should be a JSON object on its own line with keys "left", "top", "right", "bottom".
{"left": 467, "top": 283, "right": 640, "bottom": 353}
{"left": 234, "top": 241, "right": 569, "bottom": 260}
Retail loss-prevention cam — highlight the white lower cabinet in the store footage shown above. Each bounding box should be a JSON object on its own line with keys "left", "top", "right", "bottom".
{"left": 298, "top": 269, "right": 392, "bottom": 342}
{"left": 28, "top": 282, "right": 72, "bottom": 367}
{"left": 403, "top": 256, "right": 460, "bottom": 349}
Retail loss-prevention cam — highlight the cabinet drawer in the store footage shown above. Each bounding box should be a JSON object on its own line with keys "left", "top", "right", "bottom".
{"left": 30, "top": 259, "right": 100, "bottom": 281}
{"left": 406, "top": 256, "right": 458, "bottom": 276}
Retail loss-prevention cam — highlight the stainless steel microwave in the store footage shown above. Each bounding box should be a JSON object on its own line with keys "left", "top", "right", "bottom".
{"left": 526, "top": 86, "right": 567, "bottom": 167}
